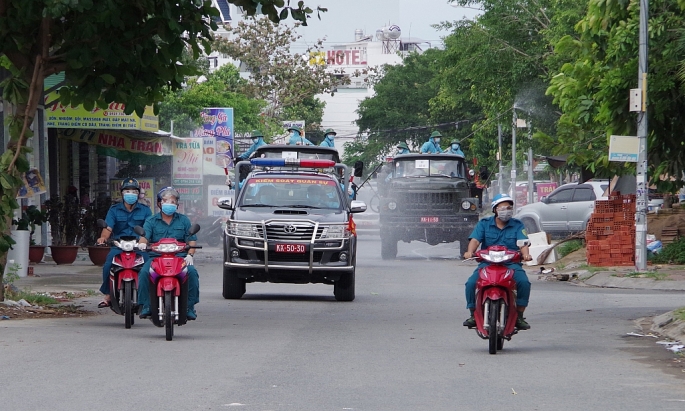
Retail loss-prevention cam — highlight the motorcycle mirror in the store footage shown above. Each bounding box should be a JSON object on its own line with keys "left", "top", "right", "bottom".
{"left": 189, "top": 223, "right": 201, "bottom": 235}
{"left": 97, "top": 219, "right": 107, "bottom": 228}
{"left": 353, "top": 161, "right": 364, "bottom": 178}
{"left": 133, "top": 226, "right": 145, "bottom": 236}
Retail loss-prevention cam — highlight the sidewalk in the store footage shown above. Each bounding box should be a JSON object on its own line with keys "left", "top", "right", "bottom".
{"left": 14, "top": 258, "right": 102, "bottom": 294}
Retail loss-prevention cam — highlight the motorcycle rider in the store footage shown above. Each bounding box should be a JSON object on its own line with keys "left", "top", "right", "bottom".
{"left": 287, "top": 125, "right": 313, "bottom": 146}
{"left": 462, "top": 193, "right": 533, "bottom": 330}
{"left": 420, "top": 131, "right": 442, "bottom": 154}
{"left": 396, "top": 142, "right": 411, "bottom": 155}
{"left": 96, "top": 178, "right": 151, "bottom": 308}
{"left": 137, "top": 187, "right": 200, "bottom": 320}
{"left": 444, "top": 140, "right": 465, "bottom": 156}
{"left": 320, "top": 128, "right": 336, "bottom": 147}
{"left": 236, "top": 130, "right": 267, "bottom": 162}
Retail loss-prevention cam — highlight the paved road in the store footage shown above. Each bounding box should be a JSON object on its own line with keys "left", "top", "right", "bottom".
{"left": 2, "top": 235, "right": 685, "bottom": 411}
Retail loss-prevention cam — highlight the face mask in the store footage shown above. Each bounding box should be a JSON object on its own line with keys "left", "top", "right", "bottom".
{"left": 497, "top": 209, "right": 514, "bottom": 222}
{"left": 326, "top": 134, "right": 334, "bottom": 141}
{"left": 161, "top": 203, "right": 177, "bottom": 215}
{"left": 452, "top": 144, "right": 459, "bottom": 150}
{"left": 252, "top": 138, "right": 259, "bottom": 144}
{"left": 434, "top": 138, "right": 441, "bottom": 144}
{"left": 123, "top": 193, "right": 138, "bottom": 205}
{"left": 291, "top": 131, "right": 300, "bottom": 138}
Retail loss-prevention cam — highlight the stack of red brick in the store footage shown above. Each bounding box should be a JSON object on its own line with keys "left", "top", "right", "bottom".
{"left": 585, "top": 193, "right": 636, "bottom": 266}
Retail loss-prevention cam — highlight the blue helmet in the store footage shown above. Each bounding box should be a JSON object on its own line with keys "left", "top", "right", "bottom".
{"left": 491, "top": 193, "right": 514, "bottom": 212}
{"left": 121, "top": 178, "right": 140, "bottom": 193}
{"left": 157, "top": 186, "right": 180, "bottom": 203}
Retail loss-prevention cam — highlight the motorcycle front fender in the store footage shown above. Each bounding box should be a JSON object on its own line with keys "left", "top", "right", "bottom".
{"left": 157, "top": 277, "right": 180, "bottom": 296}
{"left": 117, "top": 269, "right": 139, "bottom": 289}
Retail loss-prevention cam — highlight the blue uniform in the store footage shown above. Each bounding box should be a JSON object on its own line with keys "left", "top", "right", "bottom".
{"left": 444, "top": 146, "right": 465, "bottom": 156}
{"left": 420, "top": 140, "right": 441, "bottom": 153}
{"left": 288, "top": 135, "right": 313, "bottom": 146}
{"left": 99, "top": 202, "right": 152, "bottom": 295}
{"left": 464, "top": 215, "right": 531, "bottom": 309}
{"left": 238, "top": 137, "right": 267, "bottom": 160}
{"left": 320, "top": 136, "right": 335, "bottom": 147}
{"left": 137, "top": 212, "right": 199, "bottom": 312}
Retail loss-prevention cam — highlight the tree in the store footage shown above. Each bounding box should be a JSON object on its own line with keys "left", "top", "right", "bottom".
{"left": 158, "top": 64, "right": 269, "bottom": 138}
{"left": 0, "top": 0, "right": 325, "bottom": 301}
{"left": 349, "top": 50, "right": 479, "bottom": 171}
{"left": 213, "top": 16, "right": 348, "bottom": 124}
{"left": 545, "top": 0, "right": 685, "bottom": 188}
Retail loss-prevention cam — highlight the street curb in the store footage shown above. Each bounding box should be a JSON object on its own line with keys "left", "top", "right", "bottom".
{"left": 581, "top": 271, "right": 685, "bottom": 291}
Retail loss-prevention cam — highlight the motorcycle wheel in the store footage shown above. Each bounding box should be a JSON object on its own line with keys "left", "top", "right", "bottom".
{"left": 124, "top": 282, "right": 133, "bottom": 329}
{"left": 164, "top": 290, "right": 174, "bottom": 341}
{"left": 488, "top": 300, "right": 500, "bottom": 355}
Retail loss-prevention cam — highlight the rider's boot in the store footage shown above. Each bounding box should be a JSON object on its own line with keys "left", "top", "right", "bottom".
{"left": 515, "top": 310, "right": 530, "bottom": 330}
{"left": 463, "top": 309, "right": 476, "bottom": 328}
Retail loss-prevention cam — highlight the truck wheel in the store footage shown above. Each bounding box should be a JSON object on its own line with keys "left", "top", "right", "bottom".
{"left": 381, "top": 237, "right": 397, "bottom": 260}
{"left": 222, "top": 266, "right": 246, "bottom": 299}
{"left": 522, "top": 218, "right": 539, "bottom": 234}
{"left": 334, "top": 268, "right": 355, "bottom": 301}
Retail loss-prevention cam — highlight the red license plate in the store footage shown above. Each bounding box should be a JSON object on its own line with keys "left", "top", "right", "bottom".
{"left": 275, "top": 243, "right": 306, "bottom": 253}
{"left": 421, "top": 217, "right": 439, "bottom": 223}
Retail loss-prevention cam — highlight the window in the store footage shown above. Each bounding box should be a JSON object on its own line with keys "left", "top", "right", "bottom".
{"left": 547, "top": 188, "right": 574, "bottom": 203}
{"left": 573, "top": 187, "right": 596, "bottom": 202}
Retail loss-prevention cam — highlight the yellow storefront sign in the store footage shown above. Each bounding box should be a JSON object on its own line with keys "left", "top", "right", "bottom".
{"left": 44, "top": 91, "right": 158, "bottom": 132}
{"left": 58, "top": 128, "right": 172, "bottom": 156}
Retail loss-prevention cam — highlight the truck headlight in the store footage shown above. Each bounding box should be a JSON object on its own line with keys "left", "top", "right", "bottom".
{"left": 228, "top": 222, "right": 261, "bottom": 238}
{"left": 320, "top": 225, "right": 348, "bottom": 238}
{"left": 388, "top": 201, "right": 397, "bottom": 210}
{"left": 461, "top": 200, "right": 472, "bottom": 210}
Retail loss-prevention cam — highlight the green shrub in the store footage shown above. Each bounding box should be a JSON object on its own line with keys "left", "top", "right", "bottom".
{"left": 556, "top": 239, "right": 584, "bottom": 258}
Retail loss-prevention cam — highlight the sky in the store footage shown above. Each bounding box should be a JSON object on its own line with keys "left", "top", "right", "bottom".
{"left": 289, "top": 0, "right": 481, "bottom": 51}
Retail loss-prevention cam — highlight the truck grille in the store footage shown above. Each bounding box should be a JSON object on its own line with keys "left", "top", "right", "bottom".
{"left": 401, "top": 192, "right": 456, "bottom": 212}
{"left": 264, "top": 222, "right": 321, "bottom": 241}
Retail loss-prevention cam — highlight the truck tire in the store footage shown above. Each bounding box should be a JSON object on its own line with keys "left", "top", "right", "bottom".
{"left": 334, "top": 268, "right": 355, "bottom": 301}
{"left": 381, "top": 237, "right": 397, "bottom": 260}
{"left": 223, "top": 266, "right": 246, "bottom": 299}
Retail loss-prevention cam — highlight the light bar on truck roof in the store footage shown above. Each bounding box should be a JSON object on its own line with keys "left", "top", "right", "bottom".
{"left": 250, "top": 158, "right": 336, "bottom": 168}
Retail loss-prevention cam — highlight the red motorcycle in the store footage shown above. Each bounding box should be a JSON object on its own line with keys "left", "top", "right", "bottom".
{"left": 98, "top": 220, "right": 146, "bottom": 329}
{"left": 136, "top": 225, "right": 201, "bottom": 341}
{"left": 471, "top": 245, "right": 521, "bottom": 354}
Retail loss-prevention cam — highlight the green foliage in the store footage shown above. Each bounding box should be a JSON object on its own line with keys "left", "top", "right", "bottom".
{"left": 4, "top": 289, "right": 59, "bottom": 306}
{"left": 43, "top": 195, "right": 84, "bottom": 246}
{"left": 650, "top": 237, "right": 685, "bottom": 264}
{"left": 158, "top": 64, "right": 268, "bottom": 137}
{"left": 556, "top": 239, "right": 584, "bottom": 258}
{"left": 2, "top": 262, "right": 21, "bottom": 287}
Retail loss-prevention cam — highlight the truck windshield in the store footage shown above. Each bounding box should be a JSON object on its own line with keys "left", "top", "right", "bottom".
{"left": 239, "top": 177, "right": 343, "bottom": 209}
{"left": 394, "top": 158, "right": 466, "bottom": 178}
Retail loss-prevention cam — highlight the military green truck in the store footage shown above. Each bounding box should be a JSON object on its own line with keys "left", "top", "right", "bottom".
{"left": 378, "top": 153, "right": 480, "bottom": 259}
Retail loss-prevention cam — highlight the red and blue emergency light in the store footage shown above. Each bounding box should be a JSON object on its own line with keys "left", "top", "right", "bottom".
{"left": 250, "top": 158, "right": 336, "bottom": 168}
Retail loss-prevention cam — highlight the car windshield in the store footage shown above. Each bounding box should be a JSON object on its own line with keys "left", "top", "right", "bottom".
{"left": 394, "top": 158, "right": 466, "bottom": 178}
{"left": 239, "top": 176, "right": 343, "bottom": 209}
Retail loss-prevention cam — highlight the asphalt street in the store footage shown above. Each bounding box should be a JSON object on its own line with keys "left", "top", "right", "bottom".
{"left": 2, "top": 235, "right": 685, "bottom": 411}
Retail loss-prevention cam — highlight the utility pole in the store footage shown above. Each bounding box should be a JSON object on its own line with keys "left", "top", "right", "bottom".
{"left": 511, "top": 110, "right": 517, "bottom": 214}
{"left": 498, "top": 122, "right": 504, "bottom": 196}
{"left": 635, "top": 0, "right": 649, "bottom": 270}
{"left": 527, "top": 117, "right": 534, "bottom": 204}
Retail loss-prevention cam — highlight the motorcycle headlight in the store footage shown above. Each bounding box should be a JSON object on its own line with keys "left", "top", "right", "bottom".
{"left": 229, "top": 222, "right": 262, "bottom": 238}
{"left": 151, "top": 243, "right": 183, "bottom": 253}
{"left": 320, "top": 225, "right": 348, "bottom": 239}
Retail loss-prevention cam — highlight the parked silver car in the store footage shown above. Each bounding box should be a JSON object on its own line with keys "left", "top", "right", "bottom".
{"left": 515, "top": 181, "right": 609, "bottom": 237}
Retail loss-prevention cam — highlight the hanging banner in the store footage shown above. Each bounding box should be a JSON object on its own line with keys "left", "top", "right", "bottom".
{"left": 193, "top": 108, "right": 234, "bottom": 170}
{"left": 172, "top": 138, "right": 203, "bottom": 185}
{"left": 109, "top": 178, "right": 155, "bottom": 206}
{"left": 17, "top": 168, "right": 47, "bottom": 198}
{"left": 45, "top": 91, "right": 158, "bottom": 131}
{"left": 58, "top": 128, "right": 172, "bottom": 156}
{"left": 202, "top": 136, "right": 229, "bottom": 176}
